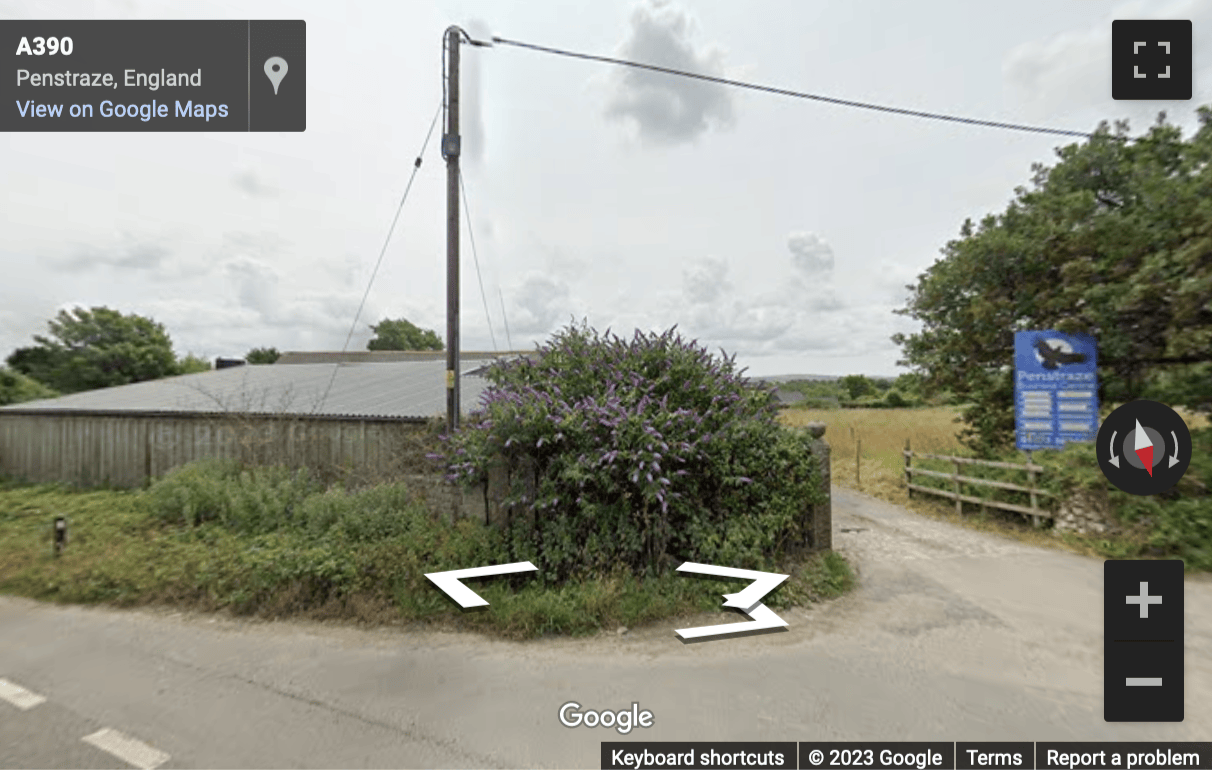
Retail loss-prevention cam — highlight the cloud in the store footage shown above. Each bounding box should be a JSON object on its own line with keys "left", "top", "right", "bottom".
{"left": 55, "top": 232, "right": 171, "bottom": 271}
{"left": 233, "top": 169, "right": 278, "bottom": 197}
{"left": 682, "top": 256, "right": 730, "bottom": 303}
{"left": 674, "top": 255, "right": 848, "bottom": 354}
{"left": 603, "top": 0, "right": 736, "bottom": 146}
{"left": 224, "top": 257, "right": 280, "bottom": 315}
{"left": 1003, "top": 0, "right": 1212, "bottom": 126}
{"left": 787, "top": 231, "right": 835, "bottom": 276}
{"left": 509, "top": 272, "right": 573, "bottom": 333}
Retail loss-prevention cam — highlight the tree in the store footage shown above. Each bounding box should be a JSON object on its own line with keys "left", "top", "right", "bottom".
{"left": 367, "top": 317, "right": 443, "bottom": 351}
{"left": 838, "top": 374, "right": 876, "bottom": 400}
{"left": 245, "top": 346, "right": 281, "bottom": 364}
{"left": 176, "top": 353, "right": 212, "bottom": 374}
{"left": 893, "top": 110, "right": 1212, "bottom": 454}
{"left": 0, "top": 366, "right": 59, "bottom": 406}
{"left": 5, "top": 306, "right": 179, "bottom": 394}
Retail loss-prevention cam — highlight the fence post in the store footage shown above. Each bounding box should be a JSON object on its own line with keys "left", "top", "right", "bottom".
{"left": 856, "top": 439, "right": 861, "bottom": 488}
{"left": 1026, "top": 450, "right": 1039, "bottom": 528}
{"left": 904, "top": 437, "right": 912, "bottom": 499}
{"left": 953, "top": 460, "right": 962, "bottom": 515}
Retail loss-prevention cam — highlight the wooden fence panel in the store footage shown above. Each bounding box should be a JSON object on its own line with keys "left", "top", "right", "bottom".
{"left": 903, "top": 444, "right": 1052, "bottom": 526}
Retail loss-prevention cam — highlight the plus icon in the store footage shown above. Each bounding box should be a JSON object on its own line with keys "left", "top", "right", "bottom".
{"left": 1126, "top": 581, "right": 1163, "bottom": 618}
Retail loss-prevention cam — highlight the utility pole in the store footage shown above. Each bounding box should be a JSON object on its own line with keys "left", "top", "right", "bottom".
{"left": 443, "top": 26, "right": 462, "bottom": 434}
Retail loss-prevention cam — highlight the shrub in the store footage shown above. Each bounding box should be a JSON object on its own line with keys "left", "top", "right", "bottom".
{"left": 144, "top": 458, "right": 324, "bottom": 534}
{"left": 1040, "top": 427, "right": 1212, "bottom": 570}
{"left": 431, "top": 322, "right": 827, "bottom": 584}
{"left": 300, "top": 482, "right": 427, "bottom": 544}
{"left": 0, "top": 366, "right": 58, "bottom": 405}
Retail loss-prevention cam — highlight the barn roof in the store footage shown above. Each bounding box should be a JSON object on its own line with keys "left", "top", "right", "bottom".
{"left": 274, "top": 350, "right": 535, "bottom": 365}
{"left": 0, "top": 357, "right": 505, "bottom": 421}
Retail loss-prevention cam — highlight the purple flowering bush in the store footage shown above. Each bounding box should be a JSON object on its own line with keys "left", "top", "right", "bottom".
{"left": 432, "top": 322, "right": 826, "bottom": 584}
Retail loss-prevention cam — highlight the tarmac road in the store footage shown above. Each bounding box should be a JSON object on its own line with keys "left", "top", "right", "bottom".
{"left": 1, "top": 486, "right": 1209, "bottom": 768}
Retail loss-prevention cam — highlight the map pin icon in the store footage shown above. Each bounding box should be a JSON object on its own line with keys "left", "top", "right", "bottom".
{"left": 264, "top": 57, "right": 288, "bottom": 95}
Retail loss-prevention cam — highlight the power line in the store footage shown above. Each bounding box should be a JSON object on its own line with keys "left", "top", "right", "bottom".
{"left": 498, "top": 287, "right": 513, "bottom": 350}
{"left": 484, "top": 35, "right": 1097, "bottom": 140}
{"left": 458, "top": 168, "right": 499, "bottom": 351}
{"left": 312, "top": 101, "right": 443, "bottom": 414}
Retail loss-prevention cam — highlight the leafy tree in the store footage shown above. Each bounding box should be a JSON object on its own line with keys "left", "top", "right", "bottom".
{"left": 245, "top": 346, "right": 281, "bottom": 364}
{"left": 838, "top": 374, "right": 876, "bottom": 400}
{"left": 0, "top": 366, "right": 59, "bottom": 405}
{"left": 5, "top": 306, "right": 179, "bottom": 394}
{"left": 367, "top": 318, "right": 443, "bottom": 351}
{"left": 176, "top": 353, "right": 212, "bottom": 374}
{"left": 893, "top": 372, "right": 923, "bottom": 399}
{"left": 894, "top": 111, "right": 1212, "bottom": 454}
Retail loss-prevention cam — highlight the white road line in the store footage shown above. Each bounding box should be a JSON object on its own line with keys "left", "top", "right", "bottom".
{"left": 82, "top": 728, "right": 170, "bottom": 770}
{"left": 0, "top": 678, "right": 47, "bottom": 710}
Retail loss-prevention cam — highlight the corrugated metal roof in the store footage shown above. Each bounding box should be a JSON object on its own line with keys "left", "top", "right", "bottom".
{"left": 0, "top": 358, "right": 500, "bottom": 420}
{"left": 276, "top": 350, "right": 535, "bottom": 365}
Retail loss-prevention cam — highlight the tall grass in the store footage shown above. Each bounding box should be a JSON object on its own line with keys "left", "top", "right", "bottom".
{"left": 780, "top": 405, "right": 1210, "bottom": 504}
{"left": 780, "top": 407, "right": 964, "bottom": 503}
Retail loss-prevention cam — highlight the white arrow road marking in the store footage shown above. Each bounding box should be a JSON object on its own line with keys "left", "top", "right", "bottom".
{"left": 425, "top": 561, "right": 538, "bottom": 608}
{"left": 676, "top": 562, "right": 789, "bottom": 611}
{"left": 1109, "top": 430, "right": 1120, "bottom": 468}
{"left": 1169, "top": 430, "right": 1181, "bottom": 468}
{"left": 675, "top": 602, "right": 789, "bottom": 640}
{"left": 82, "top": 729, "right": 169, "bottom": 770}
{"left": 0, "top": 678, "right": 46, "bottom": 710}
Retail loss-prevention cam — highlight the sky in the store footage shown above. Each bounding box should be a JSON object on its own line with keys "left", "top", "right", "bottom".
{"left": 2, "top": 0, "right": 1210, "bottom": 379}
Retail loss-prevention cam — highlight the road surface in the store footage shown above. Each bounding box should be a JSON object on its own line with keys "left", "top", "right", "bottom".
{"left": 2, "top": 486, "right": 1209, "bottom": 768}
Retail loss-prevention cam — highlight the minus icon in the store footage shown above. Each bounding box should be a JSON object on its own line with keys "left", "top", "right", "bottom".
{"left": 1126, "top": 678, "right": 1163, "bottom": 686}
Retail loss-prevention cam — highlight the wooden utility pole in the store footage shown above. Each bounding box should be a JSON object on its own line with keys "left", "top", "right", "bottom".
{"left": 443, "top": 26, "right": 462, "bottom": 433}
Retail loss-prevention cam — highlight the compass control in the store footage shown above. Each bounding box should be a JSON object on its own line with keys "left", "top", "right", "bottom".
{"left": 1097, "top": 400, "right": 1192, "bottom": 496}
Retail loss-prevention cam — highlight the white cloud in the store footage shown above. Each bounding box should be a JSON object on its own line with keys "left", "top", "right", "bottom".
{"left": 1003, "top": 0, "right": 1212, "bottom": 127}
{"left": 509, "top": 272, "right": 573, "bottom": 333}
{"left": 787, "top": 231, "right": 835, "bottom": 276}
{"left": 603, "top": 0, "right": 736, "bottom": 147}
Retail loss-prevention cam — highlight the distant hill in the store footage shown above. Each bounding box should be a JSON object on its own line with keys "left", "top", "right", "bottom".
{"left": 752, "top": 374, "right": 840, "bottom": 383}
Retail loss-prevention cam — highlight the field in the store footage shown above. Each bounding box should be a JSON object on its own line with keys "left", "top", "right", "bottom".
{"left": 781, "top": 405, "right": 1209, "bottom": 499}
{"left": 780, "top": 406, "right": 966, "bottom": 504}
{"left": 779, "top": 405, "right": 1211, "bottom": 559}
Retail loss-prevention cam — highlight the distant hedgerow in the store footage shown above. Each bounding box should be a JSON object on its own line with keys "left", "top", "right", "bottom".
{"left": 431, "top": 321, "right": 827, "bottom": 584}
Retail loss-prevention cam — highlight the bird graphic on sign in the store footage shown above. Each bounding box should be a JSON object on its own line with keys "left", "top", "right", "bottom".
{"left": 1035, "top": 337, "right": 1088, "bottom": 369}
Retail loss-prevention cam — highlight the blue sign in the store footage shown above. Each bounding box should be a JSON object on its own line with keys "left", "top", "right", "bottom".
{"left": 1014, "top": 330, "right": 1099, "bottom": 451}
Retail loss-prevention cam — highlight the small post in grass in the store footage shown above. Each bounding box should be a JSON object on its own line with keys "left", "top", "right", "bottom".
{"left": 856, "top": 438, "right": 861, "bottom": 488}
{"left": 904, "top": 437, "right": 912, "bottom": 499}
{"left": 53, "top": 516, "right": 67, "bottom": 557}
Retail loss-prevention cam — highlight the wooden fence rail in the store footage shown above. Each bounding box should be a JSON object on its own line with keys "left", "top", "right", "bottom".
{"left": 903, "top": 438, "right": 1053, "bottom": 526}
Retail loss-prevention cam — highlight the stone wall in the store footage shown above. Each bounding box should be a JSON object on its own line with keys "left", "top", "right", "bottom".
{"left": 1054, "top": 487, "right": 1120, "bottom": 535}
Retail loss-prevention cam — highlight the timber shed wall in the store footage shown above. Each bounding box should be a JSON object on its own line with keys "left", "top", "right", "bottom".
{"left": 0, "top": 411, "right": 436, "bottom": 489}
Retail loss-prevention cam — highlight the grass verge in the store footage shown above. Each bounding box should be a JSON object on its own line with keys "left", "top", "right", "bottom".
{"left": 0, "top": 465, "right": 854, "bottom": 641}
